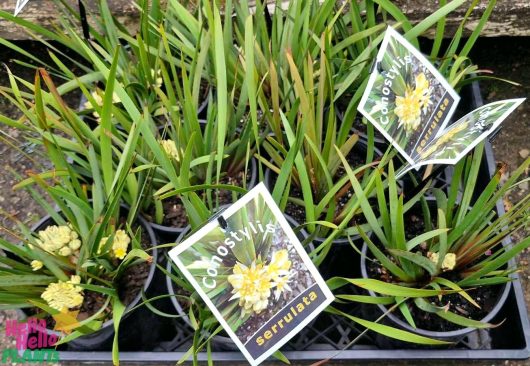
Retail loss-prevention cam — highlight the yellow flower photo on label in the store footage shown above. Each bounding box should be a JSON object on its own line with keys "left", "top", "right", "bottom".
{"left": 395, "top": 87, "right": 422, "bottom": 132}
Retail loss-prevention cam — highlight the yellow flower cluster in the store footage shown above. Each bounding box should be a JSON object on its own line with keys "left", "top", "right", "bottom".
{"left": 227, "top": 249, "right": 292, "bottom": 316}
{"left": 159, "top": 139, "right": 181, "bottom": 161}
{"left": 414, "top": 73, "right": 431, "bottom": 112}
{"left": 31, "top": 260, "right": 43, "bottom": 271}
{"left": 83, "top": 89, "right": 121, "bottom": 120}
{"left": 36, "top": 224, "right": 81, "bottom": 257}
{"left": 41, "top": 275, "right": 84, "bottom": 312}
{"left": 394, "top": 73, "right": 431, "bottom": 132}
{"left": 428, "top": 252, "right": 457, "bottom": 271}
{"left": 99, "top": 230, "right": 131, "bottom": 260}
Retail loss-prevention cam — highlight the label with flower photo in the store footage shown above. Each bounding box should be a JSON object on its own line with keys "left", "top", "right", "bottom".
{"left": 358, "top": 26, "right": 460, "bottom": 166}
{"left": 169, "top": 183, "right": 334, "bottom": 366}
{"left": 401, "top": 98, "right": 525, "bottom": 172}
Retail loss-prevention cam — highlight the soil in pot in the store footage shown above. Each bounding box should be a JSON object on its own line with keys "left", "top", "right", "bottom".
{"left": 145, "top": 159, "right": 257, "bottom": 241}
{"left": 347, "top": 115, "right": 387, "bottom": 145}
{"left": 154, "top": 198, "right": 188, "bottom": 229}
{"left": 203, "top": 158, "right": 258, "bottom": 206}
{"left": 155, "top": 158, "right": 257, "bottom": 216}
{"left": 214, "top": 170, "right": 251, "bottom": 205}
{"left": 362, "top": 202, "right": 508, "bottom": 341}
{"left": 145, "top": 196, "right": 189, "bottom": 241}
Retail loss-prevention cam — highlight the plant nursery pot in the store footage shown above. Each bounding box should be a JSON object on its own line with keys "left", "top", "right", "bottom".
{"left": 359, "top": 212, "right": 512, "bottom": 344}
{"left": 25, "top": 206, "right": 159, "bottom": 351}
{"left": 264, "top": 138, "right": 381, "bottom": 244}
{"left": 312, "top": 235, "right": 364, "bottom": 281}
{"left": 146, "top": 157, "right": 259, "bottom": 242}
{"left": 165, "top": 214, "right": 308, "bottom": 351}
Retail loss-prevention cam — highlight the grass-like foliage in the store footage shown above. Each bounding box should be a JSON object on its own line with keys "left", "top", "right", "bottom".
{"left": 0, "top": 68, "right": 153, "bottom": 363}
{"left": 333, "top": 147, "right": 530, "bottom": 334}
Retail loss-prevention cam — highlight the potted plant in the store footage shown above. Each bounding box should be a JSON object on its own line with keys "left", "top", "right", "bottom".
{"left": 0, "top": 67, "right": 160, "bottom": 361}
{"left": 332, "top": 148, "right": 530, "bottom": 344}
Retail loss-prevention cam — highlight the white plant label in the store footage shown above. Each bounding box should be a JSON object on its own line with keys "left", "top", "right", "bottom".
{"left": 169, "top": 183, "right": 334, "bottom": 366}
{"left": 14, "top": 0, "right": 31, "bottom": 16}
{"left": 358, "top": 27, "right": 525, "bottom": 176}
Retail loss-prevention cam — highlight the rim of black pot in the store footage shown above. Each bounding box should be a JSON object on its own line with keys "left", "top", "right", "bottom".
{"left": 264, "top": 137, "right": 382, "bottom": 244}
{"left": 166, "top": 214, "right": 309, "bottom": 343}
{"left": 27, "top": 204, "right": 158, "bottom": 334}
{"left": 147, "top": 157, "right": 259, "bottom": 235}
{"left": 359, "top": 236, "right": 512, "bottom": 339}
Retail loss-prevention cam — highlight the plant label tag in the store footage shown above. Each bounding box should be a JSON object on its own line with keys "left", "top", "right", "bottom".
{"left": 169, "top": 182, "right": 334, "bottom": 366}
{"left": 404, "top": 98, "right": 525, "bottom": 170}
{"left": 358, "top": 26, "right": 460, "bottom": 166}
{"left": 14, "top": 0, "right": 31, "bottom": 16}
{"left": 358, "top": 27, "right": 525, "bottom": 177}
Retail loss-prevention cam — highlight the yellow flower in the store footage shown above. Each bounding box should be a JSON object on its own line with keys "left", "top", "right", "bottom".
{"left": 272, "top": 274, "right": 291, "bottom": 300}
{"left": 69, "top": 275, "right": 81, "bottom": 285}
{"left": 227, "top": 250, "right": 294, "bottom": 314}
{"left": 83, "top": 90, "right": 103, "bottom": 111}
{"left": 83, "top": 89, "right": 121, "bottom": 118}
{"left": 159, "top": 139, "right": 181, "bottom": 161}
{"left": 428, "top": 252, "right": 457, "bottom": 271}
{"left": 267, "top": 249, "right": 291, "bottom": 278}
{"left": 394, "top": 87, "right": 422, "bottom": 132}
{"left": 414, "top": 73, "right": 431, "bottom": 112}
{"left": 151, "top": 69, "right": 163, "bottom": 88}
{"left": 36, "top": 224, "right": 80, "bottom": 257}
{"left": 41, "top": 278, "right": 84, "bottom": 312}
{"left": 30, "top": 260, "right": 43, "bottom": 271}
{"left": 99, "top": 230, "right": 130, "bottom": 260}
{"left": 69, "top": 239, "right": 82, "bottom": 251}
{"left": 420, "top": 122, "right": 469, "bottom": 158}
{"left": 267, "top": 250, "right": 292, "bottom": 299}
{"left": 112, "top": 230, "right": 130, "bottom": 260}
{"left": 58, "top": 246, "right": 72, "bottom": 257}
{"left": 228, "top": 262, "right": 272, "bottom": 315}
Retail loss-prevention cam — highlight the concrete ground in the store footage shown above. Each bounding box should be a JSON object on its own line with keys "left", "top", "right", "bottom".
{"left": 0, "top": 35, "right": 528, "bottom": 365}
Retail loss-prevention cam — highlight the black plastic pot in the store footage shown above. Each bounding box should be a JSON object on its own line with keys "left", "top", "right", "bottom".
{"left": 25, "top": 206, "right": 158, "bottom": 351}
{"left": 358, "top": 191, "right": 512, "bottom": 344}
{"left": 360, "top": 240, "right": 511, "bottom": 343}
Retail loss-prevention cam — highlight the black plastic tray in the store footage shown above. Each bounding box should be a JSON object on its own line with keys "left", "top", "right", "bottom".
{"left": 56, "top": 82, "right": 530, "bottom": 362}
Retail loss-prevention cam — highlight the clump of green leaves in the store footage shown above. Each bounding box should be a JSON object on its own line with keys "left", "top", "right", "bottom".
{"left": 0, "top": 67, "right": 154, "bottom": 364}
{"left": 335, "top": 147, "right": 530, "bottom": 334}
